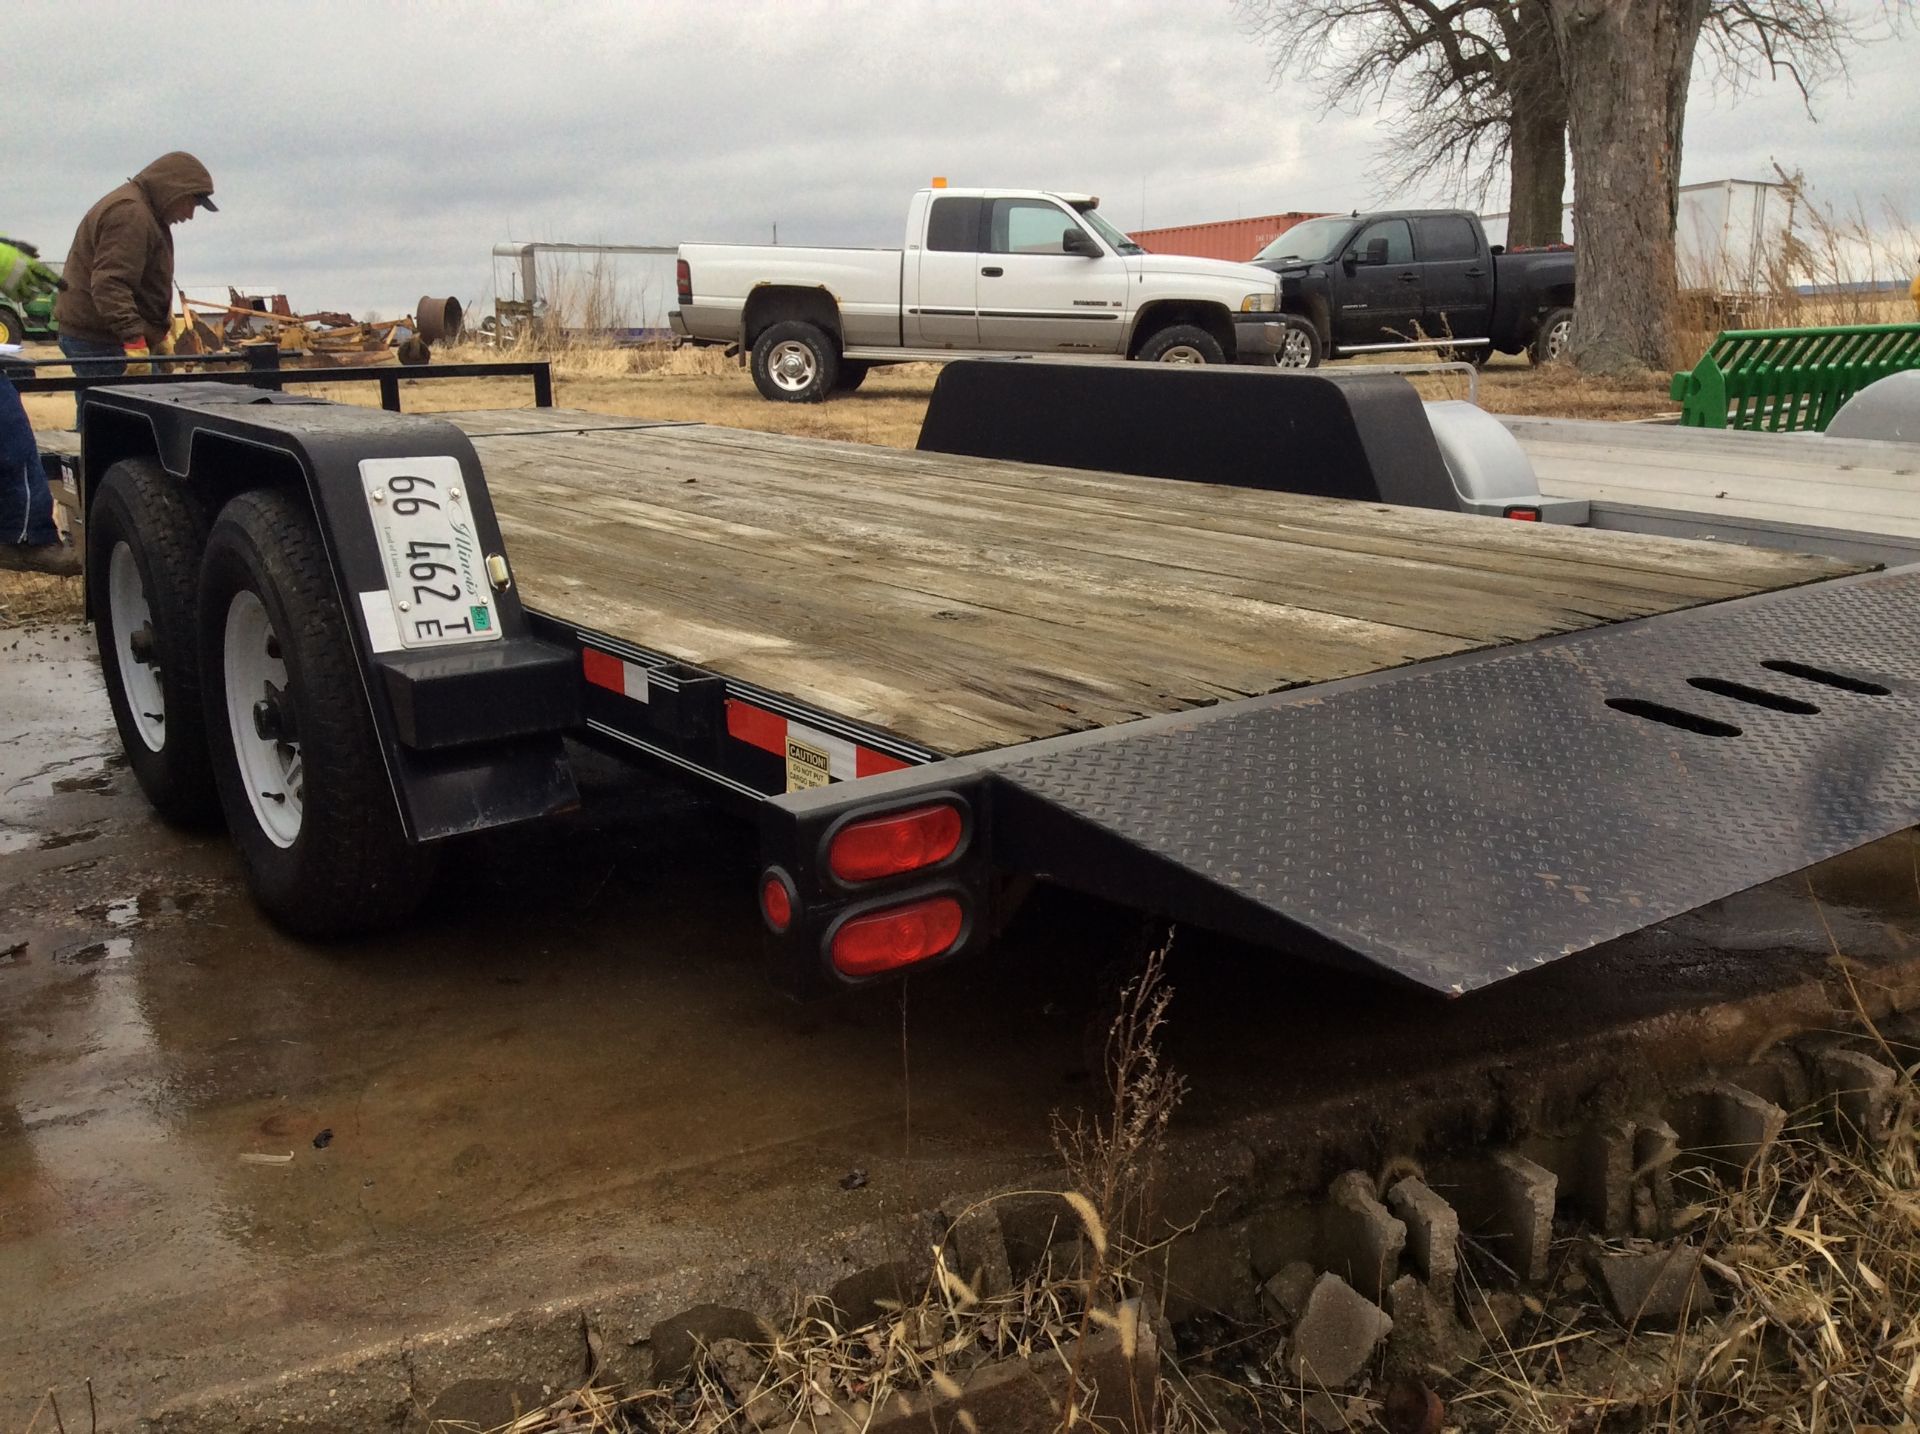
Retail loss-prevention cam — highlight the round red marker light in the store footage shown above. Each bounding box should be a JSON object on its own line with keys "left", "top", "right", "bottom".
{"left": 761, "top": 874, "right": 794, "bottom": 932}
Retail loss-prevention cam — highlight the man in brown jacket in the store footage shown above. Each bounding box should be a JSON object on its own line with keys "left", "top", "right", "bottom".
{"left": 55, "top": 152, "right": 217, "bottom": 376}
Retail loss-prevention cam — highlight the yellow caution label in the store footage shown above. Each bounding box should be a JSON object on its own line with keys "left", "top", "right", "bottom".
{"left": 785, "top": 735, "right": 831, "bottom": 792}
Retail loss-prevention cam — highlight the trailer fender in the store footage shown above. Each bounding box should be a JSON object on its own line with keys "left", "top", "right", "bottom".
{"left": 77, "top": 382, "right": 580, "bottom": 843}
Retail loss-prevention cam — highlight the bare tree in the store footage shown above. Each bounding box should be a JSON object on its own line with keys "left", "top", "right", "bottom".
{"left": 1239, "top": 0, "right": 1570, "bottom": 245}
{"left": 1239, "top": 0, "right": 1896, "bottom": 355}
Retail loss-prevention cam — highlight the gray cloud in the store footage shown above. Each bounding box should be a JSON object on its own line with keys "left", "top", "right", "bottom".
{"left": 13, "top": 0, "right": 1915, "bottom": 317}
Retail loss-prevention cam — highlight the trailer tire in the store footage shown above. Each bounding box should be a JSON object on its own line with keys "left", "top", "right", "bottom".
{"left": 1274, "top": 317, "right": 1323, "bottom": 369}
{"left": 834, "top": 359, "right": 872, "bottom": 393}
{"left": 0, "top": 306, "right": 23, "bottom": 346}
{"left": 1138, "top": 324, "right": 1225, "bottom": 365}
{"left": 198, "top": 487, "right": 433, "bottom": 937}
{"left": 1530, "top": 307, "right": 1574, "bottom": 366}
{"left": 751, "top": 320, "right": 839, "bottom": 402}
{"left": 89, "top": 457, "right": 221, "bottom": 826}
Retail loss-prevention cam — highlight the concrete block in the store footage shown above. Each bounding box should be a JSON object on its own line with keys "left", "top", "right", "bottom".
{"left": 1260, "top": 1259, "right": 1318, "bottom": 1324}
{"left": 1700, "top": 1082, "right": 1787, "bottom": 1175}
{"left": 866, "top": 1302, "right": 1157, "bottom": 1433}
{"left": 1158, "top": 1220, "right": 1256, "bottom": 1323}
{"left": 1467, "top": 1152, "right": 1555, "bottom": 1285}
{"left": 827, "top": 1261, "right": 924, "bottom": 1329}
{"left": 1322, "top": 1170, "right": 1406, "bottom": 1303}
{"left": 1577, "top": 1119, "right": 1636, "bottom": 1238}
{"left": 1817, "top": 1048, "right": 1897, "bottom": 1147}
{"left": 1386, "top": 1177, "right": 1459, "bottom": 1293}
{"left": 939, "top": 1197, "right": 1015, "bottom": 1299}
{"left": 1287, "top": 1273, "right": 1393, "bottom": 1391}
{"left": 1589, "top": 1243, "right": 1714, "bottom": 1327}
{"left": 1631, "top": 1119, "right": 1679, "bottom": 1239}
{"left": 1382, "top": 1273, "right": 1474, "bottom": 1380}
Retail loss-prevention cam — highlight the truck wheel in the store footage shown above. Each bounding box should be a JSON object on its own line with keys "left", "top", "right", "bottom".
{"left": 198, "top": 487, "right": 434, "bottom": 937}
{"left": 751, "top": 320, "right": 839, "bottom": 402}
{"left": 834, "top": 359, "right": 872, "bottom": 393}
{"left": 88, "top": 458, "right": 220, "bottom": 826}
{"left": 0, "top": 307, "right": 22, "bottom": 346}
{"left": 1275, "top": 318, "right": 1323, "bottom": 369}
{"left": 1138, "top": 324, "right": 1225, "bottom": 365}
{"left": 1530, "top": 307, "right": 1574, "bottom": 366}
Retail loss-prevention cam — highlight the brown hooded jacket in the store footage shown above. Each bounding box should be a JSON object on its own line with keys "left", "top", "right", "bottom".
{"left": 54, "top": 152, "right": 215, "bottom": 345}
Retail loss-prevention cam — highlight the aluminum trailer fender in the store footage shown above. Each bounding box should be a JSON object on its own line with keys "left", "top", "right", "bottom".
{"left": 758, "top": 565, "right": 1920, "bottom": 997}
{"left": 77, "top": 382, "right": 580, "bottom": 842}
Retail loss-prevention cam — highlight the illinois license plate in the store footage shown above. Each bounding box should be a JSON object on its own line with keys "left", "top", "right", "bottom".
{"left": 359, "top": 456, "right": 501, "bottom": 648}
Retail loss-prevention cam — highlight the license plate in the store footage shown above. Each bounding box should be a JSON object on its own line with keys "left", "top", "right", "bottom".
{"left": 359, "top": 457, "right": 501, "bottom": 649}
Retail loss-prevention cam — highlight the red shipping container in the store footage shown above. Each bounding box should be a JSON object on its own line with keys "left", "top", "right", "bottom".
{"left": 1127, "top": 212, "right": 1328, "bottom": 264}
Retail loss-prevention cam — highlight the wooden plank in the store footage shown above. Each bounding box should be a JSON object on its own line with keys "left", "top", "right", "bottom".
{"left": 434, "top": 407, "right": 688, "bottom": 437}
{"left": 455, "top": 414, "right": 1851, "bottom": 757}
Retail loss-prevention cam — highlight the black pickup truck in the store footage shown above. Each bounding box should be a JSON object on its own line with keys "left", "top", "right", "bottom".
{"left": 1253, "top": 209, "right": 1575, "bottom": 368}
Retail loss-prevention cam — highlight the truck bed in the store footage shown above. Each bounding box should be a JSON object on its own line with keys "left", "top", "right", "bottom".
{"left": 447, "top": 408, "right": 1850, "bottom": 757}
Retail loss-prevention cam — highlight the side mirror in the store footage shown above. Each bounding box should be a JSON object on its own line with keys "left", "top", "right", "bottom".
{"left": 1062, "top": 227, "right": 1100, "bottom": 257}
{"left": 1341, "top": 251, "right": 1359, "bottom": 273}
{"left": 1364, "top": 237, "right": 1390, "bottom": 265}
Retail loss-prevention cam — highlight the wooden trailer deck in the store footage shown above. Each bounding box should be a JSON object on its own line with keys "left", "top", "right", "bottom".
{"left": 443, "top": 408, "right": 1854, "bottom": 757}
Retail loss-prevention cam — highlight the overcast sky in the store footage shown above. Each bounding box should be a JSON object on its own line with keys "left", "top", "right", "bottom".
{"left": 13, "top": 0, "right": 1916, "bottom": 318}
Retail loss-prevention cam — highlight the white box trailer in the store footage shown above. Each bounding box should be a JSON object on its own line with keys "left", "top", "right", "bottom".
{"left": 1482, "top": 178, "right": 1796, "bottom": 298}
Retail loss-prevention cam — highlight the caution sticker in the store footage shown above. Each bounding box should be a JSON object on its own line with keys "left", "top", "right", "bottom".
{"left": 785, "top": 735, "right": 831, "bottom": 792}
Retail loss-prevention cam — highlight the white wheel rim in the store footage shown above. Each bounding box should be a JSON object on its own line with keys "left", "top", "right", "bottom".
{"left": 108, "top": 542, "right": 166, "bottom": 753}
{"left": 222, "top": 590, "right": 303, "bottom": 848}
{"left": 1278, "top": 330, "right": 1314, "bottom": 367}
{"left": 768, "top": 340, "right": 817, "bottom": 392}
{"left": 1157, "top": 344, "right": 1208, "bottom": 364}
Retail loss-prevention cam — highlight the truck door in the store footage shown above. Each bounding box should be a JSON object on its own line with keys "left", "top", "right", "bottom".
{"left": 975, "top": 198, "right": 1128, "bottom": 354}
{"left": 908, "top": 195, "right": 983, "bottom": 347}
{"left": 1334, "top": 218, "right": 1421, "bottom": 348}
{"left": 1415, "top": 215, "right": 1493, "bottom": 347}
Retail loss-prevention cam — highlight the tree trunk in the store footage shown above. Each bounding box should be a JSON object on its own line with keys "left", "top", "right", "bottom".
{"left": 1504, "top": 2, "right": 1568, "bottom": 248}
{"left": 1545, "top": 0, "right": 1708, "bottom": 374}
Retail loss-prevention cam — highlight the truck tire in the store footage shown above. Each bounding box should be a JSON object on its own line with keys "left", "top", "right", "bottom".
{"left": 834, "top": 359, "right": 872, "bottom": 393}
{"left": 1530, "top": 307, "right": 1574, "bottom": 366}
{"left": 0, "top": 306, "right": 23, "bottom": 346}
{"left": 1138, "top": 324, "right": 1225, "bottom": 365}
{"left": 198, "top": 487, "right": 434, "bottom": 937}
{"left": 1275, "top": 317, "right": 1323, "bottom": 369}
{"left": 751, "top": 320, "right": 839, "bottom": 402}
{"left": 88, "top": 457, "right": 221, "bottom": 826}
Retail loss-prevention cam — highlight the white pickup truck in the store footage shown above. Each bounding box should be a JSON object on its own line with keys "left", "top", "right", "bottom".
{"left": 671, "top": 187, "right": 1296, "bottom": 401}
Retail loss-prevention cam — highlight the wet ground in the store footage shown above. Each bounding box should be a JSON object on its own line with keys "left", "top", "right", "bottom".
{"left": 6, "top": 621, "right": 1920, "bottom": 1427}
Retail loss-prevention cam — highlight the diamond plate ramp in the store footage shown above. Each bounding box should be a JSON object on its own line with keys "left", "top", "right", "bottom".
{"left": 986, "top": 569, "right": 1920, "bottom": 994}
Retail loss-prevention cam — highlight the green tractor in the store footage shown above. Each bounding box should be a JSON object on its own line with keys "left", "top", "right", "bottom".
{"left": 0, "top": 242, "right": 59, "bottom": 345}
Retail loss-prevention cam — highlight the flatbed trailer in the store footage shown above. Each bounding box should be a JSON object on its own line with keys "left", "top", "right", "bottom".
{"left": 44, "top": 364, "right": 1920, "bottom": 999}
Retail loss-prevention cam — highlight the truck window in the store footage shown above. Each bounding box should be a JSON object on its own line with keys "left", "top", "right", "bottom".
{"left": 927, "top": 197, "right": 985, "bottom": 253}
{"left": 1353, "top": 218, "right": 1413, "bottom": 264}
{"left": 989, "top": 199, "right": 1084, "bottom": 256}
{"left": 1414, "top": 216, "right": 1479, "bottom": 261}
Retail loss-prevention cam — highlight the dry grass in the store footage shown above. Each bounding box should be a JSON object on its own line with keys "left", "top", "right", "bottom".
{"left": 0, "top": 571, "right": 82, "bottom": 629}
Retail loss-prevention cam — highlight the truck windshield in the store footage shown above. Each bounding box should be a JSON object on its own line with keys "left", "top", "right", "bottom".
{"left": 1077, "top": 206, "right": 1144, "bottom": 256}
{"left": 1253, "top": 217, "right": 1353, "bottom": 264}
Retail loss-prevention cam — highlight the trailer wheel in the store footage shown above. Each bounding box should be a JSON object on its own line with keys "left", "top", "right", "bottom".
{"left": 1274, "top": 317, "right": 1323, "bottom": 369}
{"left": 1530, "top": 307, "right": 1574, "bottom": 366}
{"left": 1138, "top": 324, "right": 1225, "bottom": 365}
{"left": 88, "top": 458, "right": 220, "bottom": 826}
{"left": 198, "top": 487, "right": 433, "bottom": 937}
{"left": 834, "top": 359, "right": 872, "bottom": 393}
{"left": 0, "top": 307, "right": 23, "bottom": 346}
{"left": 751, "top": 320, "right": 839, "bottom": 402}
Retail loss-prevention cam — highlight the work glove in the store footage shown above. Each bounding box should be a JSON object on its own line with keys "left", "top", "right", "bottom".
{"left": 0, "top": 240, "right": 62, "bottom": 303}
{"left": 123, "top": 337, "right": 153, "bottom": 376}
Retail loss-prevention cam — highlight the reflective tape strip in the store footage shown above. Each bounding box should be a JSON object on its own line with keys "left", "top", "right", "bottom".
{"left": 581, "top": 648, "right": 650, "bottom": 702}
{"left": 724, "top": 699, "right": 911, "bottom": 781}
